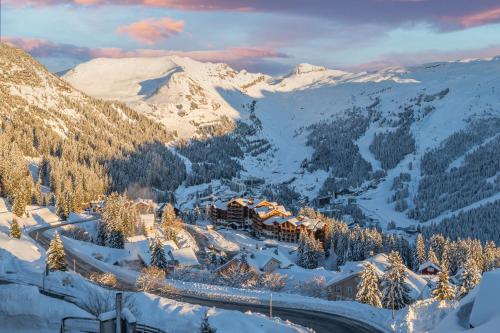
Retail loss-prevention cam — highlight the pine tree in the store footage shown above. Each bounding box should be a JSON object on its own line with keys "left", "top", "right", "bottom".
{"left": 427, "top": 249, "right": 439, "bottom": 266}
{"left": 150, "top": 235, "right": 167, "bottom": 269}
{"left": 47, "top": 232, "right": 67, "bottom": 271}
{"left": 356, "top": 263, "right": 382, "bottom": 307}
{"left": 95, "top": 221, "right": 108, "bottom": 246}
{"left": 460, "top": 257, "right": 481, "bottom": 296}
{"left": 483, "top": 241, "right": 496, "bottom": 272}
{"left": 163, "top": 225, "right": 178, "bottom": 244}
{"left": 10, "top": 219, "right": 21, "bottom": 239}
{"left": 413, "top": 234, "right": 426, "bottom": 271}
{"left": 12, "top": 191, "right": 27, "bottom": 217}
{"left": 102, "top": 193, "right": 125, "bottom": 249}
{"left": 34, "top": 178, "right": 43, "bottom": 206}
{"left": 382, "top": 251, "right": 412, "bottom": 312}
{"left": 200, "top": 310, "right": 217, "bottom": 333}
{"left": 107, "top": 229, "right": 124, "bottom": 249}
{"left": 296, "top": 231, "right": 308, "bottom": 267}
{"left": 432, "top": 268, "right": 454, "bottom": 301}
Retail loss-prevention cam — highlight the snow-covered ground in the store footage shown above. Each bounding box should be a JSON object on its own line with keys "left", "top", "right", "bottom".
{"left": 64, "top": 55, "right": 500, "bottom": 230}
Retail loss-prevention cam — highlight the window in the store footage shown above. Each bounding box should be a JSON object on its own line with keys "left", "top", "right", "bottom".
{"left": 347, "top": 287, "right": 353, "bottom": 295}
{"left": 335, "top": 286, "right": 341, "bottom": 293}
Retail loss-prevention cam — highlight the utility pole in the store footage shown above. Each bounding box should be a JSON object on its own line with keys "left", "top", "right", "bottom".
{"left": 116, "top": 292, "right": 122, "bottom": 333}
{"left": 73, "top": 259, "right": 76, "bottom": 272}
{"left": 269, "top": 293, "right": 273, "bottom": 318}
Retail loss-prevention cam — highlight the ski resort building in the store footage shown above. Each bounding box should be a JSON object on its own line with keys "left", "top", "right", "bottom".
{"left": 209, "top": 198, "right": 326, "bottom": 243}
{"left": 418, "top": 261, "right": 441, "bottom": 276}
{"left": 326, "top": 254, "right": 427, "bottom": 301}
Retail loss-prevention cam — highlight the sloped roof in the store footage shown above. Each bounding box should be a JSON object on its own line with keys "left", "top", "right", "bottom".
{"left": 327, "top": 253, "right": 427, "bottom": 299}
{"left": 172, "top": 247, "right": 199, "bottom": 267}
{"left": 418, "top": 261, "right": 441, "bottom": 272}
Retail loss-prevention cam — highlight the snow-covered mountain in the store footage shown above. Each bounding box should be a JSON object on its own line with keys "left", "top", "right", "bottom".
{"left": 62, "top": 53, "right": 500, "bottom": 235}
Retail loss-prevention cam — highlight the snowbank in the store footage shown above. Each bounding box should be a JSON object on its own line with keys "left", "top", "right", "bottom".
{"left": 0, "top": 284, "right": 92, "bottom": 333}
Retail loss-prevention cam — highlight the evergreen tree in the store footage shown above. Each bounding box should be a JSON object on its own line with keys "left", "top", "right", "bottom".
{"left": 150, "top": 235, "right": 168, "bottom": 269}
{"left": 12, "top": 192, "right": 27, "bottom": 217}
{"left": 47, "top": 232, "right": 67, "bottom": 271}
{"left": 460, "top": 257, "right": 481, "bottom": 296}
{"left": 107, "top": 229, "right": 124, "bottom": 249}
{"left": 296, "top": 231, "right": 308, "bottom": 267}
{"left": 427, "top": 249, "right": 439, "bottom": 266}
{"left": 382, "top": 252, "right": 412, "bottom": 312}
{"left": 200, "top": 311, "right": 217, "bottom": 333}
{"left": 9, "top": 219, "right": 21, "bottom": 239}
{"left": 483, "top": 241, "right": 496, "bottom": 272}
{"left": 95, "top": 221, "right": 108, "bottom": 246}
{"left": 413, "top": 234, "right": 426, "bottom": 271}
{"left": 102, "top": 193, "right": 125, "bottom": 249}
{"left": 34, "top": 178, "right": 43, "bottom": 206}
{"left": 356, "top": 263, "right": 382, "bottom": 307}
{"left": 432, "top": 268, "right": 454, "bottom": 301}
{"left": 163, "top": 225, "right": 178, "bottom": 244}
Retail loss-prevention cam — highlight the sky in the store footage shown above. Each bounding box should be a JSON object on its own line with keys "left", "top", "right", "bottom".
{"left": 1, "top": 1, "right": 500, "bottom": 74}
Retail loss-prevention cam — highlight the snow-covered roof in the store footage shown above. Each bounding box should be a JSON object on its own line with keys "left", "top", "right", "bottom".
{"left": 418, "top": 261, "right": 441, "bottom": 272}
{"left": 213, "top": 200, "right": 228, "bottom": 210}
{"left": 172, "top": 247, "right": 199, "bottom": 267}
{"left": 139, "top": 214, "right": 155, "bottom": 227}
{"left": 125, "top": 237, "right": 177, "bottom": 265}
{"left": 228, "top": 198, "right": 252, "bottom": 207}
{"left": 327, "top": 253, "right": 427, "bottom": 299}
{"left": 247, "top": 247, "right": 294, "bottom": 271}
{"left": 470, "top": 269, "right": 500, "bottom": 328}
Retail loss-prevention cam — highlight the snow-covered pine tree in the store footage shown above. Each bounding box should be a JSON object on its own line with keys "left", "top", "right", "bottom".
{"left": 150, "top": 235, "right": 167, "bottom": 269}
{"left": 470, "top": 240, "right": 483, "bottom": 273}
{"left": 296, "top": 231, "right": 308, "bottom": 267}
{"left": 47, "top": 231, "right": 67, "bottom": 271}
{"left": 432, "top": 268, "right": 454, "bottom": 301}
{"left": 161, "top": 203, "right": 179, "bottom": 227}
{"left": 382, "top": 251, "right": 412, "bottom": 312}
{"left": 413, "top": 234, "right": 426, "bottom": 271}
{"left": 34, "top": 178, "right": 43, "bottom": 206}
{"left": 10, "top": 218, "right": 21, "bottom": 239}
{"left": 356, "top": 263, "right": 382, "bottom": 307}
{"left": 95, "top": 221, "right": 108, "bottom": 246}
{"left": 483, "top": 241, "right": 496, "bottom": 272}
{"left": 102, "top": 193, "right": 125, "bottom": 249}
{"left": 107, "top": 229, "right": 124, "bottom": 249}
{"left": 200, "top": 310, "right": 217, "bottom": 333}
{"left": 163, "top": 225, "right": 178, "bottom": 245}
{"left": 427, "top": 249, "right": 439, "bottom": 266}
{"left": 460, "top": 257, "right": 481, "bottom": 296}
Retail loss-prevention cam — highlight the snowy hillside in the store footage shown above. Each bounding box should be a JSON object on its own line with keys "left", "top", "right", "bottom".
{"left": 63, "top": 54, "right": 500, "bottom": 235}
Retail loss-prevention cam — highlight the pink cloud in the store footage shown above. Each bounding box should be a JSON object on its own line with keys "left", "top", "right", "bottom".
{"left": 449, "top": 7, "right": 500, "bottom": 28}
{"left": 345, "top": 45, "right": 500, "bottom": 71}
{"left": 116, "top": 17, "right": 184, "bottom": 45}
{"left": 2, "top": 36, "right": 288, "bottom": 69}
{"left": 5, "top": 1, "right": 500, "bottom": 30}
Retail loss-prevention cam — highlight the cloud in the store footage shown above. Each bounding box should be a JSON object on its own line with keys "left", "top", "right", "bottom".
{"left": 447, "top": 7, "right": 500, "bottom": 28}
{"left": 2, "top": 36, "right": 288, "bottom": 70}
{"left": 6, "top": 1, "right": 500, "bottom": 30}
{"left": 116, "top": 17, "right": 184, "bottom": 45}
{"left": 345, "top": 44, "right": 500, "bottom": 71}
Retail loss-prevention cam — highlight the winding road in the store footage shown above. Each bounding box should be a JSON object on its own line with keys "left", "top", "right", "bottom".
{"left": 28, "top": 218, "right": 386, "bottom": 333}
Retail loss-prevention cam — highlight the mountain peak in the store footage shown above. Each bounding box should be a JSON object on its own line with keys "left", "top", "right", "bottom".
{"left": 290, "top": 63, "right": 328, "bottom": 75}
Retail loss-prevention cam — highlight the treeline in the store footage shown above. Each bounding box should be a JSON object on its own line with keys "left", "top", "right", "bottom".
{"left": 0, "top": 43, "right": 185, "bottom": 215}
{"left": 410, "top": 132, "right": 500, "bottom": 221}
{"left": 305, "top": 111, "right": 373, "bottom": 195}
{"left": 422, "top": 200, "right": 500, "bottom": 245}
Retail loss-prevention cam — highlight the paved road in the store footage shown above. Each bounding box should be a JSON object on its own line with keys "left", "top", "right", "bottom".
{"left": 29, "top": 218, "right": 386, "bottom": 333}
